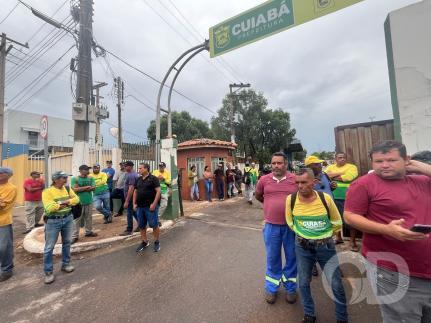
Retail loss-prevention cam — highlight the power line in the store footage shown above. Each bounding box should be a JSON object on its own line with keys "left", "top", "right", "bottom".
{"left": 6, "top": 14, "right": 73, "bottom": 81}
{"left": 6, "top": 62, "right": 70, "bottom": 117}
{"left": 103, "top": 119, "right": 148, "bottom": 140}
{"left": 126, "top": 93, "right": 156, "bottom": 112}
{"left": 104, "top": 48, "right": 217, "bottom": 115}
{"left": 0, "top": 1, "right": 20, "bottom": 25}
{"left": 7, "top": 45, "right": 75, "bottom": 107}
{"left": 142, "top": 0, "right": 236, "bottom": 84}
{"left": 165, "top": 0, "right": 244, "bottom": 82}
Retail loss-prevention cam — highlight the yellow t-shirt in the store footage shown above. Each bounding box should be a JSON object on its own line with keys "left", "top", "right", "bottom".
{"left": 42, "top": 186, "right": 80, "bottom": 216}
{"left": 90, "top": 172, "right": 109, "bottom": 194}
{"left": 152, "top": 169, "right": 171, "bottom": 194}
{"left": 0, "top": 182, "right": 18, "bottom": 226}
{"left": 325, "top": 163, "right": 358, "bottom": 199}
{"left": 285, "top": 191, "right": 342, "bottom": 239}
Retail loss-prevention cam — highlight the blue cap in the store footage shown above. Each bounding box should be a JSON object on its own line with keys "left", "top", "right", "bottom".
{"left": 0, "top": 167, "right": 13, "bottom": 175}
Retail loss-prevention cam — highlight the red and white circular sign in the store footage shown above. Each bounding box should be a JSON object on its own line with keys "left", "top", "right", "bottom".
{"left": 40, "top": 115, "right": 48, "bottom": 139}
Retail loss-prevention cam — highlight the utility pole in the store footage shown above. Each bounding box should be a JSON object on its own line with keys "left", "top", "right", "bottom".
{"left": 114, "top": 77, "right": 124, "bottom": 149}
{"left": 93, "top": 82, "right": 108, "bottom": 163}
{"left": 71, "top": 0, "right": 94, "bottom": 173}
{"left": 229, "top": 83, "right": 250, "bottom": 144}
{"left": 0, "top": 33, "right": 29, "bottom": 166}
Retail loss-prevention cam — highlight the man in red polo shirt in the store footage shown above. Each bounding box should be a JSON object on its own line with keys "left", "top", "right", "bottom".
{"left": 23, "top": 171, "right": 45, "bottom": 234}
{"left": 344, "top": 140, "right": 431, "bottom": 322}
{"left": 255, "top": 152, "right": 298, "bottom": 305}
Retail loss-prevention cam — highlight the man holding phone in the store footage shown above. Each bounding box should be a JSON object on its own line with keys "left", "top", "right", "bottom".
{"left": 344, "top": 140, "right": 431, "bottom": 322}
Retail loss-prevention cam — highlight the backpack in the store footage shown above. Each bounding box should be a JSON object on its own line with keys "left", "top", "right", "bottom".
{"left": 243, "top": 170, "right": 251, "bottom": 185}
{"left": 290, "top": 191, "right": 330, "bottom": 217}
{"left": 65, "top": 185, "right": 82, "bottom": 220}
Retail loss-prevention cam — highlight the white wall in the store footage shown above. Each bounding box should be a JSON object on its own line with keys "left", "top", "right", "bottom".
{"left": 385, "top": 0, "right": 431, "bottom": 153}
{"left": 5, "top": 110, "right": 96, "bottom": 148}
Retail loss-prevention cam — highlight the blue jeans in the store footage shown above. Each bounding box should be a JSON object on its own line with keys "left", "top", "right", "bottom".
{"left": 263, "top": 223, "right": 297, "bottom": 294}
{"left": 204, "top": 180, "right": 213, "bottom": 201}
{"left": 190, "top": 183, "right": 199, "bottom": 200}
{"left": 227, "top": 182, "right": 235, "bottom": 197}
{"left": 93, "top": 190, "right": 111, "bottom": 220}
{"left": 0, "top": 224, "right": 14, "bottom": 274}
{"left": 126, "top": 202, "right": 137, "bottom": 232}
{"left": 43, "top": 214, "right": 73, "bottom": 273}
{"left": 295, "top": 238, "right": 348, "bottom": 321}
{"left": 136, "top": 206, "right": 159, "bottom": 229}
{"left": 216, "top": 180, "right": 224, "bottom": 200}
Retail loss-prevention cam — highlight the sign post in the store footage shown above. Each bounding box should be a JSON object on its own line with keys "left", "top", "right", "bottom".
{"left": 209, "top": 0, "right": 363, "bottom": 57}
{"left": 40, "top": 115, "right": 49, "bottom": 188}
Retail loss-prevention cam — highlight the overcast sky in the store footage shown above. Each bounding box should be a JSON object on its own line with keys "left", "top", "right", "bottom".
{"left": 1, "top": 0, "right": 420, "bottom": 152}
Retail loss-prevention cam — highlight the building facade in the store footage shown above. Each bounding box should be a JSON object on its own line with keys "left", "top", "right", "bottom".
{"left": 177, "top": 139, "right": 236, "bottom": 201}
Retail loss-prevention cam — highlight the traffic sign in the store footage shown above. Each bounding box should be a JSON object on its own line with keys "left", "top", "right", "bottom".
{"left": 209, "top": 0, "right": 364, "bottom": 58}
{"left": 40, "top": 115, "right": 48, "bottom": 139}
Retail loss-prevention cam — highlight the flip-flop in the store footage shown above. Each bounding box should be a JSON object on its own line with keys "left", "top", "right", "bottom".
{"left": 350, "top": 245, "right": 360, "bottom": 252}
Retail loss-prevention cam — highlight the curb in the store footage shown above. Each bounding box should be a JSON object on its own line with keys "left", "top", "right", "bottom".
{"left": 22, "top": 220, "right": 176, "bottom": 255}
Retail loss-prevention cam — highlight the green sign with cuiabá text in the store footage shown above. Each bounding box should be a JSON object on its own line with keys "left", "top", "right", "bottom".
{"left": 209, "top": 0, "right": 363, "bottom": 57}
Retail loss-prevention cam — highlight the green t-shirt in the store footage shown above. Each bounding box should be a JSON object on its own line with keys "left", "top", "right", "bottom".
{"left": 71, "top": 176, "right": 95, "bottom": 205}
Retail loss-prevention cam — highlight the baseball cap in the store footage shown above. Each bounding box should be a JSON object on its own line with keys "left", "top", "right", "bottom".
{"left": 30, "top": 171, "right": 41, "bottom": 176}
{"left": 92, "top": 163, "right": 101, "bottom": 168}
{"left": 0, "top": 167, "right": 13, "bottom": 175}
{"left": 51, "top": 171, "right": 69, "bottom": 180}
{"left": 304, "top": 156, "right": 324, "bottom": 166}
{"left": 124, "top": 161, "right": 134, "bottom": 167}
{"left": 79, "top": 164, "right": 91, "bottom": 171}
{"left": 159, "top": 162, "right": 166, "bottom": 167}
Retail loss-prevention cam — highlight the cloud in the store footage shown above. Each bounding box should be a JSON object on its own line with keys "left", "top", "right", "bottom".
{"left": 1, "top": 0, "right": 420, "bottom": 153}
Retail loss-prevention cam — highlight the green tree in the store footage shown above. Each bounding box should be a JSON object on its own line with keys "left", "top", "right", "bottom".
{"left": 211, "top": 89, "right": 296, "bottom": 165}
{"left": 147, "top": 111, "right": 213, "bottom": 142}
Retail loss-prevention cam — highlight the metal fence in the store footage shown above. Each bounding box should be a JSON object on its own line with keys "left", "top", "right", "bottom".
{"left": 122, "top": 141, "right": 156, "bottom": 171}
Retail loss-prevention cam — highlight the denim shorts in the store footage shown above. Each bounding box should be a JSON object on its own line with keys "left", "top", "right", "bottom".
{"left": 136, "top": 206, "right": 159, "bottom": 229}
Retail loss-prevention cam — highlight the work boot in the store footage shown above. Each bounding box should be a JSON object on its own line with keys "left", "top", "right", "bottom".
{"left": 0, "top": 271, "right": 13, "bottom": 282}
{"left": 302, "top": 315, "right": 316, "bottom": 323}
{"left": 44, "top": 273, "right": 55, "bottom": 284}
{"left": 85, "top": 232, "right": 98, "bottom": 237}
{"left": 120, "top": 231, "right": 132, "bottom": 236}
{"left": 286, "top": 291, "right": 297, "bottom": 304}
{"left": 265, "top": 292, "right": 277, "bottom": 304}
{"left": 61, "top": 264, "right": 75, "bottom": 273}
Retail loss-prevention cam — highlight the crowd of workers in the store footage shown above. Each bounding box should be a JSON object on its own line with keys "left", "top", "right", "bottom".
{"left": 0, "top": 140, "right": 430, "bottom": 323}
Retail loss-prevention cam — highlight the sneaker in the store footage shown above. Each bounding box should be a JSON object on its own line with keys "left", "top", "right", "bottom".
{"left": 71, "top": 237, "right": 79, "bottom": 244}
{"left": 136, "top": 241, "right": 150, "bottom": 252}
{"left": 61, "top": 264, "right": 75, "bottom": 273}
{"left": 286, "top": 291, "right": 297, "bottom": 304}
{"left": 248, "top": 200, "right": 253, "bottom": 205}
{"left": 0, "top": 271, "right": 13, "bottom": 282}
{"left": 107, "top": 215, "right": 113, "bottom": 223}
{"left": 85, "top": 232, "right": 98, "bottom": 237}
{"left": 120, "top": 231, "right": 132, "bottom": 236}
{"left": 44, "top": 272, "right": 55, "bottom": 284}
{"left": 35, "top": 223, "right": 44, "bottom": 227}
{"left": 302, "top": 315, "right": 316, "bottom": 323}
{"left": 133, "top": 227, "right": 140, "bottom": 233}
{"left": 153, "top": 240, "right": 160, "bottom": 252}
{"left": 265, "top": 292, "right": 277, "bottom": 304}
{"left": 22, "top": 228, "right": 32, "bottom": 234}
{"left": 158, "top": 221, "right": 162, "bottom": 227}
{"left": 103, "top": 219, "right": 109, "bottom": 224}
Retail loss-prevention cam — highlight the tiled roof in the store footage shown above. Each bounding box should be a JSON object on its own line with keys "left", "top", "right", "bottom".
{"left": 178, "top": 138, "right": 237, "bottom": 149}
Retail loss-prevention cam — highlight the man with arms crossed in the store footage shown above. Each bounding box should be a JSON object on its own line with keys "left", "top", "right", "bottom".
{"left": 255, "top": 152, "right": 298, "bottom": 304}
{"left": 344, "top": 140, "right": 431, "bottom": 322}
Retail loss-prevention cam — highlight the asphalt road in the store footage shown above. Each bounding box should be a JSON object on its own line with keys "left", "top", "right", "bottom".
{"left": 0, "top": 198, "right": 381, "bottom": 323}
